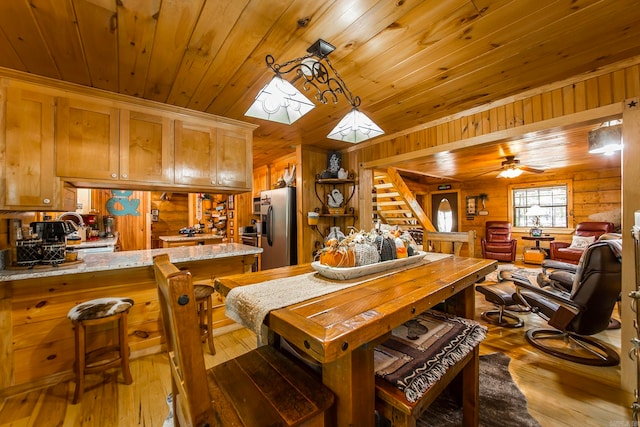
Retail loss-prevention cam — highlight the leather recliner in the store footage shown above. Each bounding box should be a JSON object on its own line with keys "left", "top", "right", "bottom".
{"left": 512, "top": 239, "right": 622, "bottom": 366}
{"left": 481, "top": 221, "right": 517, "bottom": 262}
{"left": 549, "top": 222, "right": 614, "bottom": 264}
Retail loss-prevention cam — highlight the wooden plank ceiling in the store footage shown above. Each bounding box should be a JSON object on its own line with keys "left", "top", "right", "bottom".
{"left": 0, "top": 0, "right": 637, "bottom": 178}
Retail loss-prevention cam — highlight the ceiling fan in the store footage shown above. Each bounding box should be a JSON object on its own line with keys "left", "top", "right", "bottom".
{"left": 495, "top": 156, "right": 544, "bottom": 178}
{"left": 473, "top": 155, "right": 544, "bottom": 179}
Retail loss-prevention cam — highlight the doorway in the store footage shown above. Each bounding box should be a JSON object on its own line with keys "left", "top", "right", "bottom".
{"left": 431, "top": 191, "right": 460, "bottom": 232}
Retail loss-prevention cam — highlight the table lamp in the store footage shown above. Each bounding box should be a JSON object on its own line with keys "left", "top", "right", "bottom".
{"left": 526, "top": 205, "right": 545, "bottom": 236}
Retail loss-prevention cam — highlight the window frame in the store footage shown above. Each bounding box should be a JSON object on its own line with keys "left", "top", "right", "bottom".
{"left": 507, "top": 180, "right": 574, "bottom": 234}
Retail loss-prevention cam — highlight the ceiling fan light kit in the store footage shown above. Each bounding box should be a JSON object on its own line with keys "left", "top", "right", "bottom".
{"left": 495, "top": 156, "right": 543, "bottom": 179}
{"left": 245, "top": 39, "right": 384, "bottom": 143}
{"left": 588, "top": 121, "right": 622, "bottom": 155}
{"left": 497, "top": 167, "right": 524, "bottom": 179}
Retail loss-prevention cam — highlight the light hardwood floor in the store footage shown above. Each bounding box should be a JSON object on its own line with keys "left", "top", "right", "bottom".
{"left": 0, "top": 276, "right": 631, "bottom": 426}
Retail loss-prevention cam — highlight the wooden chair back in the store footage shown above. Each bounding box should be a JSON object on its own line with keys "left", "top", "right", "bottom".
{"left": 153, "top": 253, "right": 213, "bottom": 426}
{"left": 424, "top": 230, "right": 476, "bottom": 257}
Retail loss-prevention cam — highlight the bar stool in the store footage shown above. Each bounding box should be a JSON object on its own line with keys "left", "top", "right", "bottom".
{"left": 67, "top": 297, "right": 134, "bottom": 404}
{"left": 193, "top": 282, "right": 216, "bottom": 354}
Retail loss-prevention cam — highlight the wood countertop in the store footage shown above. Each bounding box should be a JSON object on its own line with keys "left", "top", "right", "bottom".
{"left": 0, "top": 243, "right": 262, "bottom": 282}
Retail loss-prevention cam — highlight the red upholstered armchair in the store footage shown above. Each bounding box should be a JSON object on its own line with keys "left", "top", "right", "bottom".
{"left": 550, "top": 222, "right": 614, "bottom": 264}
{"left": 481, "top": 221, "right": 517, "bottom": 262}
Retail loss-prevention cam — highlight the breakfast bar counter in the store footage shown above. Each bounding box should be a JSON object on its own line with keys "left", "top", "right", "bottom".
{"left": 0, "top": 243, "right": 261, "bottom": 394}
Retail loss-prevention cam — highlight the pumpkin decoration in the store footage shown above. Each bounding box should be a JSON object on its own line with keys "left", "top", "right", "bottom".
{"left": 351, "top": 231, "right": 380, "bottom": 266}
{"left": 319, "top": 237, "right": 355, "bottom": 268}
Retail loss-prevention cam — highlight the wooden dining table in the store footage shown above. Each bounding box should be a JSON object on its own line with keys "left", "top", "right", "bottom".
{"left": 214, "top": 254, "right": 497, "bottom": 426}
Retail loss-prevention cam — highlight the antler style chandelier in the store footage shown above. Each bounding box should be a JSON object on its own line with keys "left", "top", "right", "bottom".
{"left": 245, "top": 39, "right": 384, "bottom": 143}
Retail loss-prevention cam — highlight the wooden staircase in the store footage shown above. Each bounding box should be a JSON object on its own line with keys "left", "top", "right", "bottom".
{"left": 373, "top": 168, "right": 435, "bottom": 232}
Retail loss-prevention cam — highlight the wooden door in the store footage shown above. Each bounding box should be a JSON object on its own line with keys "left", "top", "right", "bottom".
{"left": 2, "top": 85, "right": 59, "bottom": 209}
{"left": 56, "top": 97, "right": 119, "bottom": 180}
{"left": 431, "top": 191, "right": 460, "bottom": 232}
{"left": 216, "top": 126, "right": 251, "bottom": 190}
{"left": 120, "top": 110, "right": 174, "bottom": 183}
{"left": 174, "top": 119, "right": 217, "bottom": 186}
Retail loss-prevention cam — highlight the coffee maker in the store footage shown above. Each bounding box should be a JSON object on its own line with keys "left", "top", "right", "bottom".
{"left": 30, "top": 221, "right": 74, "bottom": 243}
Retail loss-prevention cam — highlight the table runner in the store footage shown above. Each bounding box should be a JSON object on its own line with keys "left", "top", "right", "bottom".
{"left": 225, "top": 253, "right": 452, "bottom": 342}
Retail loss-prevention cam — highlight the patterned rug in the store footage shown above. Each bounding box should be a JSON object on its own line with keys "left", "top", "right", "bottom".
{"left": 416, "top": 352, "right": 540, "bottom": 427}
{"left": 483, "top": 264, "right": 542, "bottom": 284}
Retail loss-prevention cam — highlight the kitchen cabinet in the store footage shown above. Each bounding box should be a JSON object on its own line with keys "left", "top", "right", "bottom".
{"left": 1, "top": 84, "right": 74, "bottom": 211}
{"left": 216, "top": 126, "right": 252, "bottom": 190}
{"left": 174, "top": 119, "right": 217, "bottom": 187}
{"left": 119, "top": 110, "right": 174, "bottom": 184}
{"left": 1, "top": 71, "right": 255, "bottom": 204}
{"left": 175, "top": 120, "right": 252, "bottom": 191}
{"left": 55, "top": 97, "right": 119, "bottom": 181}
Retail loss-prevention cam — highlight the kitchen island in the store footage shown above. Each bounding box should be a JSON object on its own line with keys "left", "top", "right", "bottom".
{"left": 0, "top": 243, "right": 261, "bottom": 395}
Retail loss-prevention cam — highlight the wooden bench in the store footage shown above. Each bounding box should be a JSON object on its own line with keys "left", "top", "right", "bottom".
{"left": 153, "top": 254, "right": 334, "bottom": 427}
{"left": 374, "top": 311, "right": 484, "bottom": 427}
{"left": 424, "top": 230, "right": 476, "bottom": 257}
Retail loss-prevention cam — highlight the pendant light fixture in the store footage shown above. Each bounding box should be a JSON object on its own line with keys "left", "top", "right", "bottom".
{"left": 245, "top": 39, "right": 384, "bottom": 143}
{"left": 588, "top": 120, "right": 623, "bottom": 155}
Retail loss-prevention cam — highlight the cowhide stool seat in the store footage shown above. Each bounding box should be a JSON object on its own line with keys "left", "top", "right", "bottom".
{"left": 475, "top": 271, "right": 525, "bottom": 328}
{"left": 67, "top": 297, "right": 134, "bottom": 404}
{"left": 194, "top": 282, "right": 216, "bottom": 354}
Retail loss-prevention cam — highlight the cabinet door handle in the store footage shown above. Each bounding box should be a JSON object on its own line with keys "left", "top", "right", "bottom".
{"left": 43, "top": 198, "right": 51, "bottom": 204}
{"left": 111, "top": 173, "right": 117, "bottom": 178}
{"left": 121, "top": 173, "right": 128, "bottom": 179}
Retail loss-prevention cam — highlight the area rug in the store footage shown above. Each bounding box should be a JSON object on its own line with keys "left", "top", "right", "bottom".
{"left": 483, "top": 264, "right": 541, "bottom": 284}
{"left": 415, "top": 352, "right": 540, "bottom": 427}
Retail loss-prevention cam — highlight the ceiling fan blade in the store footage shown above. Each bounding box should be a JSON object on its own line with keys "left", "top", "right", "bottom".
{"left": 520, "top": 165, "right": 544, "bottom": 174}
{"left": 472, "top": 168, "right": 502, "bottom": 178}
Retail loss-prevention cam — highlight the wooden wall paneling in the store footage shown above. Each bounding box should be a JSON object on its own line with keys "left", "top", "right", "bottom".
{"left": 625, "top": 65, "right": 640, "bottom": 95}
{"left": 270, "top": 152, "right": 296, "bottom": 188}
{"left": 92, "top": 189, "right": 150, "bottom": 250}
{"left": 252, "top": 164, "right": 269, "bottom": 196}
{"left": 150, "top": 192, "right": 189, "bottom": 248}
{"left": 612, "top": 69, "right": 627, "bottom": 102}
{"left": 234, "top": 192, "right": 253, "bottom": 233}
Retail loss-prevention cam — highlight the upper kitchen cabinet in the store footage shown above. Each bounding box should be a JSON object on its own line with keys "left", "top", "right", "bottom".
{"left": 119, "top": 110, "right": 174, "bottom": 184}
{"left": 55, "top": 97, "right": 119, "bottom": 181}
{"left": 174, "top": 119, "right": 217, "bottom": 187}
{"left": 174, "top": 120, "right": 252, "bottom": 191}
{"left": 1, "top": 83, "right": 73, "bottom": 211}
{"left": 216, "top": 126, "right": 252, "bottom": 190}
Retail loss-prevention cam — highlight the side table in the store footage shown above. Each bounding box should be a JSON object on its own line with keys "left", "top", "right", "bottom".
{"left": 521, "top": 235, "right": 555, "bottom": 264}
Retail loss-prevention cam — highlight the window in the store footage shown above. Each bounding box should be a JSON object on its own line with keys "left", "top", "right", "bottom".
{"left": 509, "top": 181, "right": 572, "bottom": 229}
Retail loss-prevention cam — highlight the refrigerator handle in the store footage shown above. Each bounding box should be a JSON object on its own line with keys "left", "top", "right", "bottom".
{"left": 267, "top": 205, "right": 274, "bottom": 246}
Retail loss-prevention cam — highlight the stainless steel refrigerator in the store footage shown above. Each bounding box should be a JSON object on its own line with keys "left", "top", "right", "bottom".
{"left": 260, "top": 187, "right": 297, "bottom": 270}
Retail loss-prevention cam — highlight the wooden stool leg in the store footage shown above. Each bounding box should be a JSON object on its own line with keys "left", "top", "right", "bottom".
{"left": 72, "top": 320, "right": 85, "bottom": 404}
{"left": 205, "top": 295, "right": 215, "bottom": 354}
{"left": 119, "top": 311, "right": 133, "bottom": 384}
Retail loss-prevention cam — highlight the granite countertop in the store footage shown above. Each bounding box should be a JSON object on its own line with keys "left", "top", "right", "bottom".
{"left": 0, "top": 243, "right": 262, "bottom": 282}
{"left": 159, "top": 234, "right": 225, "bottom": 242}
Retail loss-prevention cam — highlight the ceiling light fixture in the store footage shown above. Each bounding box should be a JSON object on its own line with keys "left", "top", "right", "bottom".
{"left": 244, "top": 39, "right": 384, "bottom": 143}
{"left": 588, "top": 120, "right": 623, "bottom": 155}
{"left": 497, "top": 167, "right": 524, "bottom": 179}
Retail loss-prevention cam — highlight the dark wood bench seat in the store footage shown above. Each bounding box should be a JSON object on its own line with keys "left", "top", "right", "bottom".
{"left": 153, "top": 254, "right": 334, "bottom": 427}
